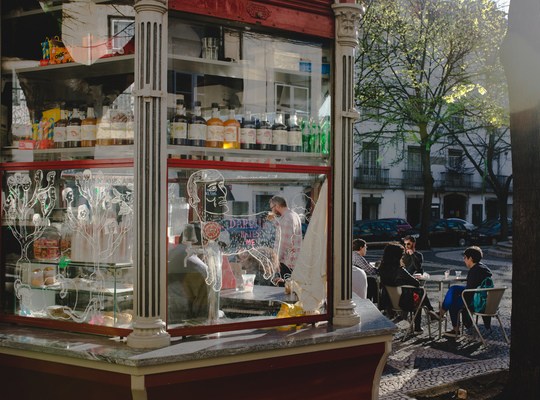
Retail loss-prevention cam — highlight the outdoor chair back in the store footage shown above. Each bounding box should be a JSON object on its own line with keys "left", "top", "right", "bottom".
{"left": 461, "top": 287, "right": 510, "bottom": 346}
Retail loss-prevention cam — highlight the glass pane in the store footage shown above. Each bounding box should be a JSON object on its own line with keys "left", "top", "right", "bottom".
{"left": 167, "top": 167, "right": 328, "bottom": 328}
{"left": 1, "top": 167, "right": 134, "bottom": 327}
{"left": 167, "top": 17, "right": 331, "bottom": 159}
{"left": 1, "top": 1, "right": 135, "bottom": 159}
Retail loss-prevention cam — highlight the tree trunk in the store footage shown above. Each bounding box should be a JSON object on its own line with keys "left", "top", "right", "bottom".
{"left": 497, "top": 188, "right": 510, "bottom": 240}
{"left": 499, "top": 0, "right": 540, "bottom": 397}
{"left": 418, "top": 133, "right": 434, "bottom": 249}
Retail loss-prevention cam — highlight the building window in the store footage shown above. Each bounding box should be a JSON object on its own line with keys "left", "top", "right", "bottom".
{"left": 407, "top": 146, "right": 422, "bottom": 171}
{"left": 448, "top": 149, "right": 464, "bottom": 172}
{"left": 109, "top": 17, "right": 134, "bottom": 51}
{"left": 448, "top": 115, "right": 464, "bottom": 132}
{"left": 361, "top": 142, "right": 379, "bottom": 175}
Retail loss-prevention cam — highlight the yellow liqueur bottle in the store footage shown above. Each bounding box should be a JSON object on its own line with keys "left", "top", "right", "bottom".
{"left": 223, "top": 106, "right": 240, "bottom": 149}
{"left": 206, "top": 102, "right": 224, "bottom": 148}
{"left": 81, "top": 106, "right": 97, "bottom": 147}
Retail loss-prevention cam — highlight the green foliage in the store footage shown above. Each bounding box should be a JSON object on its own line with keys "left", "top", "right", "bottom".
{"left": 354, "top": 0, "right": 509, "bottom": 242}
{"left": 355, "top": 0, "right": 508, "bottom": 152}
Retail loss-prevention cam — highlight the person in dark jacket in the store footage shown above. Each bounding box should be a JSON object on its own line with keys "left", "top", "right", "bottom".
{"left": 440, "top": 246, "right": 493, "bottom": 337}
{"left": 379, "top": 242, "right": 437, "bottom": 332}
{"left": 402, "top": 235, "right": 423, "bottom": 275}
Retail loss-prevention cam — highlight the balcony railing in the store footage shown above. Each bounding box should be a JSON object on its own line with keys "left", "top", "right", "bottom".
{"left": 353, "top": 169, "right": 513, "bottom": 194}
{"left": 354, "top": 167, "right": 389, "bottom": 188}
{"left": 438, "top": 171, "right": 474, "bottom": 190}
{"left": 401, "top": 169, "right": 424, "bottom": 187}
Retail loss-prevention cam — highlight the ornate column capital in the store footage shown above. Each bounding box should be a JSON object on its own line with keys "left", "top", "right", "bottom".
{"left": 134, "top": 0, "right": 168, "bottom": 13}
{"left": 332, "top": 2, "right": 364, "bottom": 48}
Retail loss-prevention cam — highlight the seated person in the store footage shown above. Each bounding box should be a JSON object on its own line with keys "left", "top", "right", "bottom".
{"left": 440, "top": 246, "right": 493, "bottom": 337}
{"left": 352, "top": 265, "right": 368, "bottom": 299}
{"left": 238, "top": 246, "right": 281, "bottom": 286}
{"left": 401, "top": 235, "right": 423, "bottom": 275}
{"left": 167, "top": 226, "right": 215, "bottom": 324}
{"left": 378, "top": 242, "right": 438, "bottom": 333}
{"left": 352, "top": 238, "right": 378, "bottom": 301}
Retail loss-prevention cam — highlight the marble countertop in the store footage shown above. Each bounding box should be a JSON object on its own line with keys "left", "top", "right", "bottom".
{"left": 0, "top": 298, "right": 396, "bottom": 369}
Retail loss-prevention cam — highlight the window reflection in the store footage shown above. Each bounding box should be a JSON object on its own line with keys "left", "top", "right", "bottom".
{"left": 167, "top": 168, "right": 327, "bottom": 327}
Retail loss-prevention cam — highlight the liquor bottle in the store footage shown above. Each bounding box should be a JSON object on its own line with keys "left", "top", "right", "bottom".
{"left": 170, "top": 99, "right": 188, "bottom": 145}
{"left": 256, "top": 113, "right": 273, "bottom": 151}
{"left": 301, "top": 118, "right": 310, "bottom": 152}
{"left": 81, "top": 106, "right": 97, "bottom": 147}
{"left": 320, "top": 116, "right": 330, "bottom": 155}
{"left": 240, "top": 110, "right": 256, "bottom": 150}
{"left": 111, "top": 106, "right": 128, "bottom": 145}
{"left": 287, "top": 113, "right": 302, "bottom": 152}
{"left": 223, "top": 106, "right": 240, "bottom": 149}
{"left": 96, "top": 105, "right": 113, "bottom": 146}
{"left": 272, "top": 112, "right": 288, "bottom": 152}
{"left": 309, "top": 119, "right": 320, "bottom": 153}
{"left": 53, "top": 109, "right": 68, "bottom": 148}
{"left": 188, "top": 101, "right": 206, "bottom": 147}
{"left": 66, "top": 107, "right": 82, "bottom": 148}
{"left": 125, "top": 110, "right": 134, "bottom": 145}
{"left": 206, "top": 103, "right": 224, "bottom": 148}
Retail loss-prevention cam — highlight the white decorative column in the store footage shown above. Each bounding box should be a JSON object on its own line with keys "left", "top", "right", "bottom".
{"left": 127, "top": 0, "right": 170, "bottom": 348}
{"left": 331, "top": 0, "right": 364, "bottom": 326}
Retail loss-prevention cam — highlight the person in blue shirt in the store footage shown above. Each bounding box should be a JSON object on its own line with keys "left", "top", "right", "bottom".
{"left": 440, "top": 246, "right": 493, "bottom": 337}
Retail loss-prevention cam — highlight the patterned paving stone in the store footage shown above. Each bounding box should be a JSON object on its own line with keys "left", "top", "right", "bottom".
{"left": 378, "top": 248, "right": 512, "bottom": 399}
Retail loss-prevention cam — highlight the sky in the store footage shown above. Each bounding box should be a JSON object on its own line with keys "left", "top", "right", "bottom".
{"left": 496, "top": 0, "right": 510, "bottom": 13}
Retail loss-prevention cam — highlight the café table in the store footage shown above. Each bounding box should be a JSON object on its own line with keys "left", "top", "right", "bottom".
{"left": 219, "top": 286, "right": 297, "bottom": 317}
{"left": 414, "top": 273, "right": 467, "bottom": 339}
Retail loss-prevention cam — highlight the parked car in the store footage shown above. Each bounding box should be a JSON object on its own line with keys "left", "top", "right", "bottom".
{"left": 470, "top": 218, "right": 513, "bottom": 246}
{"left": 379, "top": 218, "right": 413, "bottom": 235}
{"left": 447, "top": 218, "right": 476, "bottom": 231}
{"left": 353, "top": 219, "right": 401, "bottom": 244}
{"left": 406, "top": 219, "right": 472, "bottom": 247}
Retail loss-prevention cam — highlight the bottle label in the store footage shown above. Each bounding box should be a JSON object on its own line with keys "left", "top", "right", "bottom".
{"left": 54, "top": 126, "right": 67, "bottom": 143}
{"left": 288, "top": 130, "right": 302, "bottom": 147}
{"left": 240, "top": 127, "right": 256, "bottom": 144}
{"left": 81, "top": 124, "right": 97, "bottom": 141}
{"left": 111, "top": 122, "right": 126, "bottom": 139}
{"left": 256, "top": 128, "right": 272, "bottom": 145}
{"left": 272, "top": 129, "right": 288, "bottom": 145}
{"left": 67, "top": 125, "right": 81, "bottom": 141}
{"left": 96, "top": 123, "right": 111, "bottom": 140}
{"left": 207, "top": 125, "right": 224, "bottom": 141}
{"left": 224, "top": 125, "right": 238, "bottom": 142}
{"left": 171, "top": 122, "right": 188, "bottom": 139}
{"left": 189, "top": 123, "right": 206, "bottom": 140}
{"left": 126, "top": 123, "right": 134, "bottom": 140}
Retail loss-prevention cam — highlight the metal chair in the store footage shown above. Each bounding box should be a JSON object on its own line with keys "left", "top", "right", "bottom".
{"left": 383, "top": 284, "right": 432, "bottom": 340}
{"left": 461, "top": 287, "right": 510, "bottom": 345}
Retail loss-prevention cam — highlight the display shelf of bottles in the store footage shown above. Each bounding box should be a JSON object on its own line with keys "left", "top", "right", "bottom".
{"left": 1, "top": 144, "right": 329, "bottom": 165}
{"left": 4, "top": 54, "right": 135, "bottom": 81}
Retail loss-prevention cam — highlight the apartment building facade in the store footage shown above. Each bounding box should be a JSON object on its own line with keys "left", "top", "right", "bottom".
{"left": 352, "top": 125, "right": 513, "bottom": 227}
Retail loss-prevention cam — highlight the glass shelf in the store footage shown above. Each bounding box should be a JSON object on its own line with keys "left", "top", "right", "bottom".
{"left": 1, "top": 144, "right": 330, "bottom": 166}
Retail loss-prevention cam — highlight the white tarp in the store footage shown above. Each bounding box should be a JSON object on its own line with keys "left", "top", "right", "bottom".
{"left": 291, "top": 179, "right": 328, "bottom": 313}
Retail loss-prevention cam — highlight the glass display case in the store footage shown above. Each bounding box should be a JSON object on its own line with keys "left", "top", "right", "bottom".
{"left": 2, "top": 166, "right": 134, "bottom": 327}
{"left": 1, "top": 1, "right": 332, "bottom": 336}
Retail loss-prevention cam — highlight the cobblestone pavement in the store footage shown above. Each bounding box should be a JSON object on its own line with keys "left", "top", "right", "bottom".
{"left": 378, "top": 248, "right": 512, "bottom": 399}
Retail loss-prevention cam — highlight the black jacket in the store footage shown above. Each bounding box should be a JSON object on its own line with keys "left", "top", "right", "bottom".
{"left": 402, "top": 251, "right": 424, "bottom": 275}
{"left": 379, "top": 263, "right": 420, "bottom": 288}
{"left": 379, "top": 263, "right": 421, "bottom": 311}
{"left": 464, "top": 262, "right": 492, "bottom": 305}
